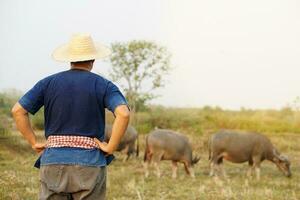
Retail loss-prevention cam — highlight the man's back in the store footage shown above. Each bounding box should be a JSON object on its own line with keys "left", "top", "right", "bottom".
{"left": 20, "top": 69, "right": 125, "bottom": 139}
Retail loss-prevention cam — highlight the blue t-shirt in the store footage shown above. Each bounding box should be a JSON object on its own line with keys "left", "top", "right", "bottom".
{"left": 19, "top": 69, "right": 128, "bottom": 167}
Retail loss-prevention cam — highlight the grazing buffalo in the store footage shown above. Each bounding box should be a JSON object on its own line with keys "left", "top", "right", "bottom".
{"left": 208, "top": 130, "right": 291, "bottom": 180}
{"left": 144, "top": 129, "right": 200, "bottom": 178}
{"left": 105, "top": 124, "right": 139, "bottom": 161}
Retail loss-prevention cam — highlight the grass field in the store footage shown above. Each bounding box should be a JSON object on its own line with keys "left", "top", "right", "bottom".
{"left": 0, "top": 130, "right": 299, "bottom": 200}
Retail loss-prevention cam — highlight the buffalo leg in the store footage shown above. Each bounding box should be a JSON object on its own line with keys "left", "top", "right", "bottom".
{"left": 217, "top": 157, "right": 227, "bottom": 178}
{"left": 209, "top": 154, "right": 225, "bottom": 176}
{"left": 247, "top": 160, "right": 254, "bottom": 178}
{"left": 172, "top": 161, "right": 178, "bottom": 179}
{"left": 153, "top": 152, "right": 163, "bottom": 178}
{"left": 144, "top": 151, "right": 153, "bottom": 178}
{"left": 144, "top": 162, "right": 149, "bottom": 178}
{"left": 122, "top": 145, "right": 130, "bottom": 162}
{"left": 209, "top": 162, "right": 215, "bottom": 177}
{"left": 126, "top": 143, "right": 135, "bottom": 161}
{"left": 184, "top": 162, "right": 195, "bottom": 178}
{"left": 209, "top": 157, "right": 219, "bottom": 177}
{"left": 252, "top": 156, "right": 261, "bottom": 180}
{"left": 154, "top": 162, "right": 161, "bottom": 178}
{"left": 255, "top": 166, "right": 261, "bottom": 181}
{"left": 209, "top": 153, "right": 222, "bottom": 177}
{"left": 125, "top": 154, "right": 131, "bottom": 161}
{"left": 189, "top": 167, "right": 195, "bottom": 178}
{"left": 247, "top": 166, "right": 254, "bottom": 178}
{"left": 219, "top": 164, "right": 227, "bottom": 178}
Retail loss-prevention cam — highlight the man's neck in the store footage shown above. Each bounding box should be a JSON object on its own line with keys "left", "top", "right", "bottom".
{"left": 71, "top": 66, "right": 92, "bottom": 71}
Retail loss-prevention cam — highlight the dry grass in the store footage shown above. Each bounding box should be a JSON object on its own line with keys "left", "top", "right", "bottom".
{"left": 0, "top": 131, "right": 299, "bottom": 200}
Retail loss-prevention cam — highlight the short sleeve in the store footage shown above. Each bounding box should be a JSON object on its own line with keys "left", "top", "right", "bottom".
{"left": 104, "top": 82, "right": 128, "bottom": 113}
{"left": 18, "top": 80, "right": 45, "bottom": 115}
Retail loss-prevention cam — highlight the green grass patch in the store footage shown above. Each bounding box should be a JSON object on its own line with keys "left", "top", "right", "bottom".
{"left": 0, "top": 131, "right": 299, "bottom": 199}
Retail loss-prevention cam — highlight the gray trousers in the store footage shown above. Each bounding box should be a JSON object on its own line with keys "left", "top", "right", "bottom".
{"left": 39, "top": 165, "right": 106, "bottom": 200}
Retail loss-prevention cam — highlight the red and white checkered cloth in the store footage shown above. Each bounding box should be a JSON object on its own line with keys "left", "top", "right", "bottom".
{"left": 46, "top": 135, "right": 99, "bottom": 149}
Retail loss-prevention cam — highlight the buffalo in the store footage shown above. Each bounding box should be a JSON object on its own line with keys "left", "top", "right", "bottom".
{"left": 208, "top": 130, "right": 291, "bottom": 180}
{"left": 144, "top": 129, "right": 200, "bottom": 178}
{"left": 105, "top": 124, "right": 139, "bottom": 161}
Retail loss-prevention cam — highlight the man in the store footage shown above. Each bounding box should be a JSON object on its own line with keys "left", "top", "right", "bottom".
{"left": 11, "top": 34, "right": 130, "bottom": 199}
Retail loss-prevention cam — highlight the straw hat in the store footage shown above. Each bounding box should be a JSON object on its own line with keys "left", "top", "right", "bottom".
{"left": 52, "top": 33, "right": 111, "bottom": 62}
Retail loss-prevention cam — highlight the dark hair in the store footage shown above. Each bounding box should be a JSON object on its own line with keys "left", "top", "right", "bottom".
{"left": 71, "top": 60, "right": 95, "bottom": 65}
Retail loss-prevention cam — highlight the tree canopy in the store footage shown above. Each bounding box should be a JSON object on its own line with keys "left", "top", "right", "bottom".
{"left": 109, "top": 40, "right": 171, "bottom": 111}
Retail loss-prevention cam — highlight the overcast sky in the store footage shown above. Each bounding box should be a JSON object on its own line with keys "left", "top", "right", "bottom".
{"left": 1, "top": 0, "right": 300, "bottom": 109}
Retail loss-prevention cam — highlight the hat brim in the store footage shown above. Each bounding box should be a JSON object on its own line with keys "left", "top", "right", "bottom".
{"left": 52, "top": 42, "right": 111, "bottom": 62}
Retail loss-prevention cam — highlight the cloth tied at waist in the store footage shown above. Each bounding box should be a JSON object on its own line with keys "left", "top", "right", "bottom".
{"left": 34, "top": 135, "right": 115, "bottom": 169}
{"left": 46, "top": 135, "right": 99, "bottom": 149}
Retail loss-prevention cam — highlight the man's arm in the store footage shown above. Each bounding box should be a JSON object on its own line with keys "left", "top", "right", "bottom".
{"left": 94, "top": 105, "right": 130, "bottom": 154}
{"left": 11, "top": 102, "right": 46, "bottom": 153}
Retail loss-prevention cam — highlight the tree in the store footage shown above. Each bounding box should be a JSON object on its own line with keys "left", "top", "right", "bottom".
{"left": 108, "top": 40, "right": 171, "bottom": 112}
